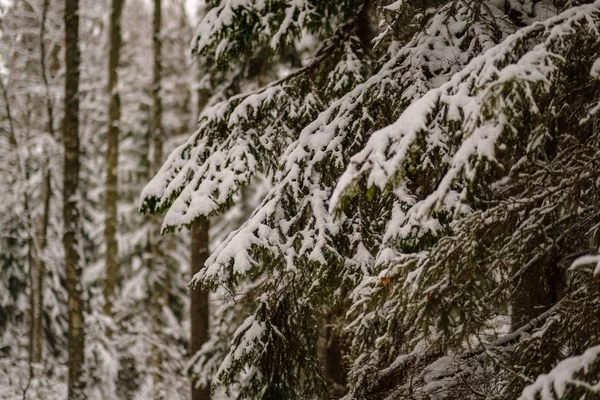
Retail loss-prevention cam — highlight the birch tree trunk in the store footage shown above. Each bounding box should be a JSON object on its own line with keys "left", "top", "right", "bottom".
{"left": 64, "top": 0, "right": 85, "bottom": 397}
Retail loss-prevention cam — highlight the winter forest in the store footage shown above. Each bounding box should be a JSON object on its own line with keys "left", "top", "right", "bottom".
{"left": 1, "top": 0, "right": 600, "bottom": 399}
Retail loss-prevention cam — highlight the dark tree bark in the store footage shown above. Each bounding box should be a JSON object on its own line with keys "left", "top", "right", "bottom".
{"left": 150, "top": 0, "right": 166, "bottom": 397}
{"left": 63, "top": 0, "right": 85, "bottom": 397}
{"left": 511, "top": 258, "right": 565, "bottom": 328}
{"left": 40, "top": 0, "right": 55, "bottom": 139}
{"left": 104, "top": 0, "right": 126, "bottom": 325}
{"left": 189, "top": 42, "right": 213, "bottom": 394}
{"left": 191, "top": 221, "right": 211, "bottom": 400}
{"left": 318, "top": 311, "right": 349, "bottom": 398}
{"left": 151, "top": 0, "right": 163, "bottom": 171}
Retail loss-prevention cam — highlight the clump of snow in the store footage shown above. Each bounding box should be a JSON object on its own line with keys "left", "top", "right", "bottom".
{"left": 518, "top": 346, "right": 600, "bottom": 399}
{"left": 591, "top": 58, "right": 600, "bottom": 78}
{"left": 569, "top": 247, "right": 600, "bottom": 276}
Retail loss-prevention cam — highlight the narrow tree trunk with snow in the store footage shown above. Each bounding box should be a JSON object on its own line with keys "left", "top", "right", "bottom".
{"left": 104, "top": 0, "right": 126, "bottom": 324}
{"left": 151, "top": 0, "right": 163, "bottom": 172}
{"left": 150, "top": 0, "right": 165, "bottom": 397}
{"left": 64, "top": 0, "right": 85, "bottom": 397}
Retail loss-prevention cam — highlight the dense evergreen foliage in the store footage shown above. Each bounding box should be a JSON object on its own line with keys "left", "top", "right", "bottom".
{"left": 2, "top": 0, "right": 600, "bottom": 398}
{"left": 142, "top": 0, "right": 600, "bottom": 399}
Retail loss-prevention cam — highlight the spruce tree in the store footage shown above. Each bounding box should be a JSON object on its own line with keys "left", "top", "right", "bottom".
{"left": 142, "top": 0, "right": 600, "bottom": 399}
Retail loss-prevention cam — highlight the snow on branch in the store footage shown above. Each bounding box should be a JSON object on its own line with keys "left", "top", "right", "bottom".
{"left": 518, "top": 346, "right": 600, "bottom": 399}
{"left": 190, "top": 0, "right": 362, "bottom": 66}
{"left": 570, "top": 247, "right": 600, "bottom": 276}
{"left": 191, "top": 0, "right": 511, "bottom": 290}
{"left": 332, "top": 1, "right": 600, "bottom": 218}
{"left": 139, "top": 25, "right": 368, "bottom": 232}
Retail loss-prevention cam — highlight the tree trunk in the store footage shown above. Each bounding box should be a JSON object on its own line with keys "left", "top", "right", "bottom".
{"left": 151, "top": 0, "right": 165, "bottom": 397}
{"left": 151, "top": 0, "right": 163, "bottom": 171}
{"left": 191, "top": 221, "right": 211, "bottom": 400}
{"left": 189, "top": 44, "right": 213, "bottom": 393}
{"left": 318, "top": 311, "right": 348, "bottom": 398}
{"left": 511, "top": 257, "right": 564, "bottom": 328}
{"left": 29, "top": 171, "right": 50, "bottom": 366}
{"left": 104, "top": 0, "right": 126, "bottom": 325}
{"left": 150, "top": 251, "right": 168, "bottom": 399}
{"left": 29, "top": 0, "right": 55, "bottom": 366}
{"left": 64, "top": 0, "right": 85, "bottom": 397}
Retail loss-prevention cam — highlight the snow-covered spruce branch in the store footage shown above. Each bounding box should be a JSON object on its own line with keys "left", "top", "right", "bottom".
{"left": 188, "top": 0, "right": 513, "bottom": 293}
{"left": 518, "top": 347, "right": 600, "bottom": 399}
{"left": 192, "top": 0, "right": 320, "bottom": 63}
{"left": 140, "top": 15, "right": 371, "bottom": 232}
{"left": 346, "top": 141, "right": 600, "bottom": 396}
{"left": 139, "top": 0, "right": 600, "bottom": 398}
{"left": 332, "top": 0, "right": 600, "bottom": 215}
{"left": 347, "top": 284, "right": 600, "bottom": 400}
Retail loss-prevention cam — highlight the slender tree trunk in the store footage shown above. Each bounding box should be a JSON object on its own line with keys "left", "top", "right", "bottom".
{"left": 318, "top": 311, "right": 348, "bottom": 398}
{"left": 29, "top": 238, "right": 43, "bottom": 367}
{"left": 104, "top": 0, "right": 126, "bottom": 325}
{"left": 191, "top": 221, "right": 211, "bottom": 400}
{"left": 511, "top": 258, "right": 564, "bottom": 328}
{"left": 189, "top": 43, "right": 213, "bottom": 393}
{"left": 150, "top": 256, "right": 168, "bottom": 399}
{"left": 30, "top": 170, "right": 50, "bottom": 364}
{"left": 28, "top": 0, "right": 55, "bottom": 366}
{"left": 151, "top": 0, "right": 165, "bottom": 397}
{"left": 40, "top": 0, "right": 55, "bottom": 139}
{"left": 64, "top": 0, "right": 85, "bottom": 397}
{"left": 151, "top": 0, "right": 163, "bottom": 171}
{"left": 29, "top": 176, "right": 49, "bottom": 367}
